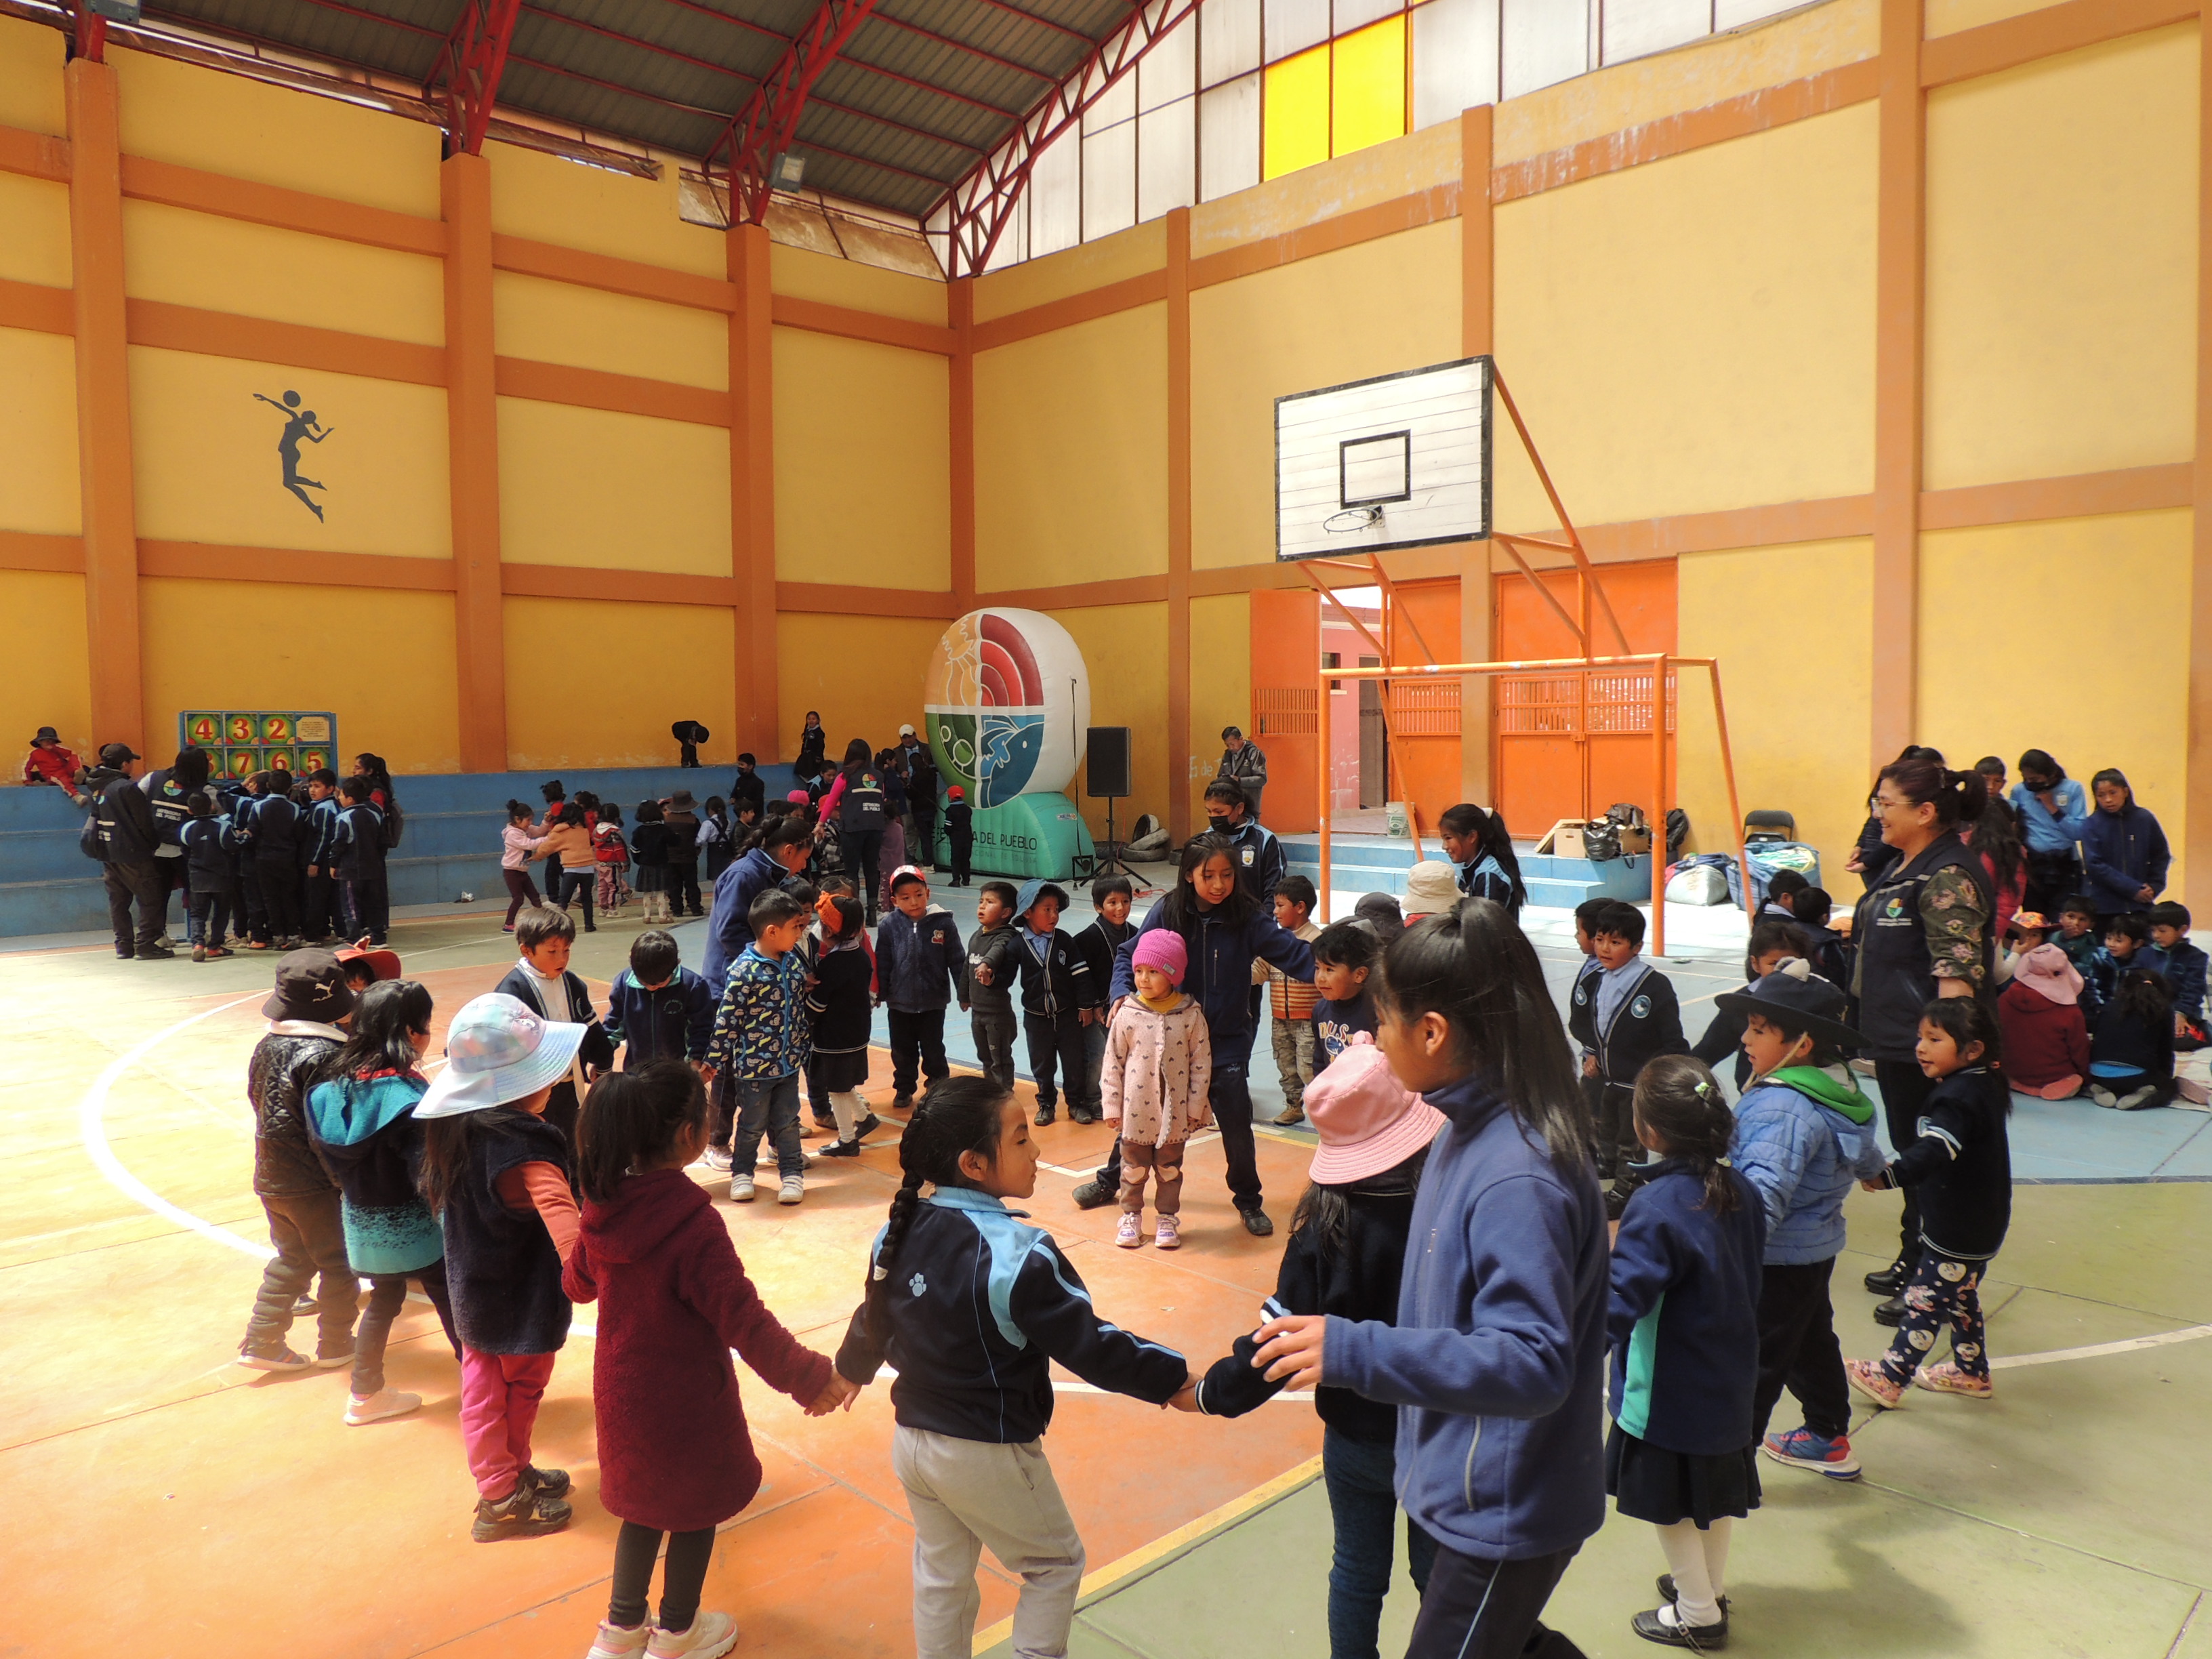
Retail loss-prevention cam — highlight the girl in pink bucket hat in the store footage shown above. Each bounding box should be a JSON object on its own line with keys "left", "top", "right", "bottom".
{"left": 1189, "top": 1033, "right": 1445, "bottom": 1657}
{"left": 1997, "top": 941, "right": 2090, "bottom": 1099}
{"left": 1100, "top": 928, "right": 1213, "bottom": 1248}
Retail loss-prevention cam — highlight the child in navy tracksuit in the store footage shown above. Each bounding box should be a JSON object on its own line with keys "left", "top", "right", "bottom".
{"left": 965, "top": 881, "right": 1023, "bottom": 1093}
{"left": 1849, "top": 996, "right": 2012, "bottom": 1407}
{"left": 2149, "top": 901, "right": 2207, "bottom": 1047}
{"left": 1570, "top": 899, "right": 1687, "bottom": 1216}
{"left": 1013, "top": 878, "right": 1093, "bottom": 1126}
{"left": 333, "top": 777, "right": 388, "bottom": 944}
{"left": 876, "top": 867, "right": 968, "bottom": 1110}
{"left": 300, "top": 771, "right": 345, "bottom": 944}
{"left": 1074, "top": 875, "right": 1138, "bottom": 1115}
{"left": 603, "top": 928, "right": 716, "bottom": 1071}
{"left": 1606, "top": 1056, "right": 1766, "bottom": 1648}
{"left": 834, "top": 1078, "right": 1189, "bottom": 1659}
{"left": 180, "top": 791, "right": 245, "bottom": 958}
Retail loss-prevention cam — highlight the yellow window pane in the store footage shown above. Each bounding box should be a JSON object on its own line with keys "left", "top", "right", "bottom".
{"left": 1263, "top": 42, "right": 1330, "bottom": 180}
{"left": 1332, "top": 14, "right": 1406, "bottom": 159}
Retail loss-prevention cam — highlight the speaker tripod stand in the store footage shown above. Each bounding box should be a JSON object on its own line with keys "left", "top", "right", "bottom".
{"left": 1080, "top": 796, "right": 1140, "bottom": 882}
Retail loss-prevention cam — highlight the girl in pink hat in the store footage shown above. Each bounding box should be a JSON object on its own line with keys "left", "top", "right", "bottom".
{"left": 1100, "top": 930, "right": 1213, "bottom": 1248}
{"left": 1996, "top": 941, "right": 2089, "bottom": 1099}
{"left": 1191, "top": 1035, "right": 1445, "bottom": 1658}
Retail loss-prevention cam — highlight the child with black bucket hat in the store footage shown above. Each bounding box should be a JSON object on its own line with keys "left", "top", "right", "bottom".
{"left": 1717, "top": 958, "right": 1889, "bottom": 1484}
{"left": 236, "top": 949, "right": 363, "bottom": 1374}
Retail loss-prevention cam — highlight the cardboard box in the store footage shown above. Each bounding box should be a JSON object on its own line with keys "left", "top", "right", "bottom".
{"left": 1535, "top": 818, "right": 1652, "bottom": 861}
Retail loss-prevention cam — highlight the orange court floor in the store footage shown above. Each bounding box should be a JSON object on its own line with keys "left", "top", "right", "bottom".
{"left": 4, "top": 906, "right": 1323, "bottom": 1659}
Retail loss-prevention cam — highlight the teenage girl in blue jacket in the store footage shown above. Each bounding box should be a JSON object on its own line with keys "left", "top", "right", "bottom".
{"left": 1607, "top": 1055, "right": 1766, "bottom": 1651}
{"left": 1250, "top": 897, "right": 1607, "bottom": 1659}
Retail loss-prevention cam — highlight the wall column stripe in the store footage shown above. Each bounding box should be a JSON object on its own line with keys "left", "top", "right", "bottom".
{"left": 1870, "top": 0, "right": 1925, "bottom": 764}
{"left": 950, "top": 276, "right": 976, "bottom": 612}
{"left": 730, "top": 221, "right": 779, "bottom": 757}
{"left": 2190, "top": 14, "right": 2212, "bottom": 913}
{"left": 1167, "top": 205, "right": 1194, "bottom": 844}
{"left": 1460, "top": 102, "right": 1494, "bottom": 809}
{"left": 64, "top": 58, "right": 143, "bottom": 759}
{"left": 440, "top": 151, "right": 509, "bottom": 773}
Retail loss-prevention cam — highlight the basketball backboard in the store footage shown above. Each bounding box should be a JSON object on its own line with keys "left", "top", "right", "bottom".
{"left": 1275, "top": 356, "right": 1492, "bottom": 560}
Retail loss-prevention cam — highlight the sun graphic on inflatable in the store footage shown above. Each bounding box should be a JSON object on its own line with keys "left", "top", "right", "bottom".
{"left": 924, "top": 609, "right": 1090, "bottom": 810}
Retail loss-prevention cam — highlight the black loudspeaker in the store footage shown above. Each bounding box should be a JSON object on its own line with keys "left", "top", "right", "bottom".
{"left": 1086, "top": 727, "right": 1132, "bottom": 798}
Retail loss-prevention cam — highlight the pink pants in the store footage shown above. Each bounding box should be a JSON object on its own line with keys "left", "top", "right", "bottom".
{"left": 459, "top": 1347, "right": 558, "bottom": 1499}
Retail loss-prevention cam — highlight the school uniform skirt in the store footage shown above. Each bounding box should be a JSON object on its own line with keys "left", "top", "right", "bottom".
{"left": 808, "top": 1045, "right": 869, "bottom": 1093}
{"left": 632, "top": 862, "right": 667, "bottom": 893}
{"left": 1605, "top": 1425, "right": 1761, "bottom": 1528}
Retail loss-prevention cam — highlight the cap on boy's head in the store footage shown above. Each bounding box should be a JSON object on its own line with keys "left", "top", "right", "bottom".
{"left": 1131, "top": 930, "right": 1188, "bottom": 984}
{"left": 2005, "top": 910, "right": 2051, "bottom": 937}
{"left": 1015, "top": 878, "right": 1068, "bottom": 919}
{"left": 1305, "top": 1042, "right": 1443, "bottom": 1185}
{"left": 414, "top": 993, "right": 587, "bottom": 1120}
{"left": 899, "top": 723, "right": 916, "bottom": 737}
{"left": 786, "top": 790, "right": 811, "bottom": 804}
{"left": 889, "top": 865, "right": 928, "bottom": 893}
{"left": 32, "top": 726, "right": 59, "bottom": 745}
{"left": 1401, "top": 861, "right": 1462, "bottom": 919}
{"left": 262, "top": 948, "right": 355, "bottom": 1023}
{"left": 335, "top": 944, "right": 401, "bottom": 985}
{"left": 100, "top": 742, "right": 139, "bottom": 766}
{"left": 1354, "top": 891, "right": 1403, "bottom": 930}
{"left": 947, "top": 785, "right": 965, "bottom": 800}
{"left": 1713, "top": 957, "right": 1864, "bottom": 1050}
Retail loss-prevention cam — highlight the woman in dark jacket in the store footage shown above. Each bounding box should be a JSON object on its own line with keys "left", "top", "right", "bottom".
{"left": 1851, "top": 755, "right": 1991, "bottom": 1317}
{"left": 1844, "top": 745, "right": 1944, "bottom": 890}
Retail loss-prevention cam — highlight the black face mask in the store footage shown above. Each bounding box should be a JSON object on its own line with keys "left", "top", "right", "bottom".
{"left": 2022, "top": 777, "right": 2053, "bottom": 793}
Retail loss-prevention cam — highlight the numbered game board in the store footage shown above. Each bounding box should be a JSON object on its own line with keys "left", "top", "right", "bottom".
{"left": 178, "top": 711, "right": 338, "bottom": 781}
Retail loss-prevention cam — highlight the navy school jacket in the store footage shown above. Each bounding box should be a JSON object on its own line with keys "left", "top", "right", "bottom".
{"left": 300, "top": 794, "right": 344, "bottom": 868}
{"left": 244, "top": 792, "right": 299, "bottom": 862}
{"left": 1877, "top": 1064, "right": 2012, "bottom": 1259}
{"left": 605, "top": 965, "right": 717, "bottom": 1065}
{"left": 1012, "top": 926, "right": 1088, "bottom": 1019}
{"left": 876, "top": 905, "right": 968, "bottom": 1014}
{"left": 1607, "top": 1161, "right": 1766, "bottom": 1456}
{"left": 180, "top": 815, "right": 247, "bottom": 887}
{"left": 834, "top": 1187, "right": 1187, "bottom": 1442}
{"left": 1567, "top": 958, "right": 1687, "bottom": 1090}
{"left": 332, "top": 803, "right": 386, "bottom": 881}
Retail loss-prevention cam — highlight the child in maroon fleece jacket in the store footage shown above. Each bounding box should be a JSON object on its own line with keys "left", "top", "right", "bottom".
{"left": 567, "top": 1061, "right": 859, "bottom": 1659}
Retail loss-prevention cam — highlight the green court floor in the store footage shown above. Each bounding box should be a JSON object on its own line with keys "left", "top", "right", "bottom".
{"left": 991, "top": 1181, "right": 2212, "bottom": 1659}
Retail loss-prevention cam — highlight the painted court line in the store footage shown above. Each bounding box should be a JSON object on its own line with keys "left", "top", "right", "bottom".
{"left": 1990, "top": 1323, "right": 2212, "bottom": 1370}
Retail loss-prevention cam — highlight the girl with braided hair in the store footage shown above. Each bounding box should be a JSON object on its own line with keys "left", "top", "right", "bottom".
{"left": 833, "top": 1077, "right": 1195, "bottom": 1659}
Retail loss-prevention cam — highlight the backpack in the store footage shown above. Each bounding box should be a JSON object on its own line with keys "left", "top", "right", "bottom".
{"left": 379, "top": 797, "right": 405, "bottom": 849}
{"left": 1664, "top": 806, "right": 1689, "bottom": 858}
{"left": 1601, "top": 802, "right": 1647, "bottom": 832}
{"left": 79, "top": 807, "right": 106, "bottom": 861}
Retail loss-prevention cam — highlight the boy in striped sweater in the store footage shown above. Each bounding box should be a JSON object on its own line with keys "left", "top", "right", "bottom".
{"left": 1263, "top": 874, "right": 1325, "bottom": 1125}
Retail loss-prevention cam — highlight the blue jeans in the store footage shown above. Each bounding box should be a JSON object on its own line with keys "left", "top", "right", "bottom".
{"left": 1323, "top": 1426, "right": 1437, "bottom": 1659}
{"left": 735, "top": 1073, "right": 805, "bottom": 1179}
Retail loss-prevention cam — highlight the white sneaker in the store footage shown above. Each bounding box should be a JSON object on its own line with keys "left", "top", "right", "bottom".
{"left": 1155, "top": 1214, "right": 1181, "bottom": 1250}
{"left": 647, "top": 1611, "right": 738, "bottom": 1659}
{"left": 586, "top": 1621, "right": 651, "bottom": 1658}
{"left": 344, "top": 1387, "right": 422, "bottom": 1425}
{"left": 2091, "top": 1086, "right": 2118, "bottom": 1108}
{"left": 1115, "top": 1212, "right": 1143, "bottom": 1248}
{"left": 778, "top": 1175, "right": 804, "bottom": 1206}
{"left": 730, "top": 1174, "right": 756, "bottom": 1202}
{"left": 700, "top": 1145, "right": 733, "bottom": 1172}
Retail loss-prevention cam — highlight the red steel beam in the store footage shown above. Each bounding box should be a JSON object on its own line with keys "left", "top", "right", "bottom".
{"left": 937, "top": 0, "right": 1200, "bottom": 275}
{"left": 712, "top": 0, "right": 883, "bottom": 223}
{"left": 432, "top": 0, "right": 524, "bottom": 157}
{"left": 73, "top": 0, "right": 106, "bottom": 61}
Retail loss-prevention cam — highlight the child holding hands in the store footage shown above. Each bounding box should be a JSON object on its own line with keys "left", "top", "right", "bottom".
{"left": 1605, "top": 1056, "right": 1766, "bottom": 1650}
{"left": 1101, "top": 930, "right": 1212, "bottom": 1248}
{"left": 571, "top": 1063, "right": 855, "bottom": 1659}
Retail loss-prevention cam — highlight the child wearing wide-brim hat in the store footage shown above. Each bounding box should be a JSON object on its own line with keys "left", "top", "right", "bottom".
{"left": 1999, "top": 941, "right": 2089, "bottom": 1100}
{"left": 1193, "top": 1034, "right": 1446, "bottom": 1658}
{"left": 415, "top": 992, "right": 592, "bottom": 1544}
{"left": 1400, "top": 861, "right": 1463, "bottom": 921}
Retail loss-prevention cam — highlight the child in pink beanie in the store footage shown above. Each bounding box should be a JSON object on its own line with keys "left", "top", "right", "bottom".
{"left": 1100, "top": 929, "right": 1213, "bottom": 1249}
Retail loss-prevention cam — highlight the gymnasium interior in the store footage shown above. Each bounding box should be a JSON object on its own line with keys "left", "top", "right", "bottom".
{"left": 4, "top": 0, "right": 2210, "bottom": 1654}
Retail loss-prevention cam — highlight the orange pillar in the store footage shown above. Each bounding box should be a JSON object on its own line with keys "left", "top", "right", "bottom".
{"left": 1460, "top": 103, "right": 1495, "bottom": 808}
{"left": 2189, "top": 18, "right": 2212, "bottom": 912}
{"left": 1869, "top": 0, "right": 1923, "bottom": 765}
{"left": 949, "top": 275, "right": 976, "bottom": 614}
{"left": 729, "top": 220, "right": 779, "bottom": 758}
{"left": 66, "top": 58, "right": 143, "bottom": 758}
{"left": 441, "top": 152, "right": 509, "bottom": 772}
{"left": 1166, "top": 206, "right": 1194, "bottom": 843}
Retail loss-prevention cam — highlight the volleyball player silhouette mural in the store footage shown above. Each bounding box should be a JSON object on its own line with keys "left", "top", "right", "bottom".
{"left": 251, "top": 389, "right": 337, "bottom": 520}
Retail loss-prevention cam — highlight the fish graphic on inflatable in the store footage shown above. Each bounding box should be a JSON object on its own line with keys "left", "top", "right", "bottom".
{"left": 924, "top": 609, "right": 1090, "bottom": 810}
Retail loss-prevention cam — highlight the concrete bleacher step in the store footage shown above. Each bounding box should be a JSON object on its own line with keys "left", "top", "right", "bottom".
{"left": 1280, "top": 834, "right": 1659, "bottom": 907}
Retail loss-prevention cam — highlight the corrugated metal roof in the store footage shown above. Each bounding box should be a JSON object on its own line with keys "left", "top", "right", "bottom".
{"left": 138, "top": 0, "right": 1125, "bottom": 222}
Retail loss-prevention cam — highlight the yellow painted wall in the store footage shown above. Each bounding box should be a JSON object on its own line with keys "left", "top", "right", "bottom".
{"left": 486, "top": 142, "right": 724, "bottom": 279}
{"left": 771, "top": 243, "right": 946, "bottom": 326}
{"left": 776, "top": 613, "right": 945, "bottom": 764}
{"left": 0, "top": 14, "right": 67, "bottom": 136}
{"left": 139, "top": 578, "right": 461, "bottom": 773}
{"left": 123, "top": 201, "right": 445, "bottom": 347}
{"left": 1189, "top": 592, "right": 1252, "bottom": 827}
{"left": 772, "top": 329, "right": 949, "bottom": 590}
{"left": 1923, "top": 26, "right": 2198, "bottom": 491}
{"left": 111, "top": 46, "right": 441, "bottom": 218}
{"left": 1, "top": 571, "right": 90, "bottom": 760}
{"left": 129, "top": 347, "right": 451, "bottom": 556}
{"left": 503, "top": 596, "right": 735, "bottom": 771}
{"left": 1925, "top": 0, "right": 2055, "bottom": 39}
{"left": 0, "top": 172, "right": 68, "bottom": 288}
{"left": 1046, "top": 601, "right": 1170, "bottom": 837}
{"left": 492, "top": 272, "right": 727, "bottom": 391}
{"left": 0, "top": 328, "right": 81, "bottom": 536}
{"left": 1918, "top": 511, "right": 2192, "bottom": 892}
{"left": 1677, "top": 538, "right": 1873, "bottom": 886}
{"left": 975, "top": 304, "right": 1169, "bottom": 589}
{"left": 1492, "top": 102, "right": 1878, "bottom": 529}
{"left": 1191, "top": 222, "right": 1459, "bottom": 571}
{"left": 497, "top": 398, "right": 732, "bottom": 575}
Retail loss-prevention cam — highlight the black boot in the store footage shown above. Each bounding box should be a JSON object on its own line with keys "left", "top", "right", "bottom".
{"left": 1863, "top": 1258, "right": 1910, "bottom": 1295}
{"left": 1872, "top": 1294, "right": 1907, "bottom": 1327}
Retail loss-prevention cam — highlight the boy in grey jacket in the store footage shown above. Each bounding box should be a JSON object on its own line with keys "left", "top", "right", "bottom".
{"left": 965, "top": 881, "right": 1022, "bottom": 1093}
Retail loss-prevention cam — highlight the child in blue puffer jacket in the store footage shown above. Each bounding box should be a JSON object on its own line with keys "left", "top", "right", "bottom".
{"left": 1717, "top": 958, "right": 1888, "bottom": 1484}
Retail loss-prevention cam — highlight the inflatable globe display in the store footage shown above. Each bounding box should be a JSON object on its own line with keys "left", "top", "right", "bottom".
{"left": 924, "top": 609, "right": 1096, "bottom": 880}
